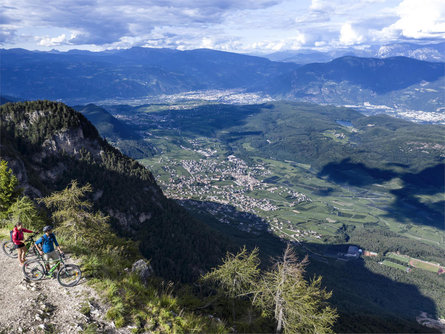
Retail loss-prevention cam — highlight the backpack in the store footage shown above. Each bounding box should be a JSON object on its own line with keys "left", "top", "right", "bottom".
{"left": 9, "top": 230, "right": 18, "bottom": 249}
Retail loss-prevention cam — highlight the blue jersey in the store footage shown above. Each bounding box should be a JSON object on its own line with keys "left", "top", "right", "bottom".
{"left": 35, "top": 233, "right": 59, "bottom": 253}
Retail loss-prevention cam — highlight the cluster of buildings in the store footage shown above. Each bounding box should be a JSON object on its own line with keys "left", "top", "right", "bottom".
{"left": 155, "top": 89, "right": 274, "bottom": 105}
{"left": 158, "top": 153, "right": 280, "bottom": 215}
{"left": 153, "top": 150, "right": 317, "bottom": 235}
{"left": 150, "top": 141, "right": 319, "bottom": 240}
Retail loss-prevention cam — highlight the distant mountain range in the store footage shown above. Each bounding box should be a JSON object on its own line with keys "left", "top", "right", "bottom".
{"left": 1, "top": 47, "right": 444, "bottom": 118}
{"left": 282, "top": 56, "right": 444, "bottom": 117}
{"left": 265, "top": 42, "right": 445, "bottom": 64}
{"left": 289, "top": 56, "right": 442, "bottom": 94}
{"left": 0, "top": 47, "right": 297, "bottom": 102}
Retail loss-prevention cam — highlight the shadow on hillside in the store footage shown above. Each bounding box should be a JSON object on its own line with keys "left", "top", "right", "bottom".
{"left": 179, "top": 199, "right": 438, "bottom": 333}
{"left": 318, "top": 159, "right": 445, "bottom": 230}
{"left": 303, "top": 242, "right": 439, "bottom": 333}
{"left": 121, "top": 103, "right": 270, "bottom": 138}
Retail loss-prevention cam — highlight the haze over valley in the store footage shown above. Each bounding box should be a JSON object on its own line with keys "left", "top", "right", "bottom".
{"left": 2, "top": 47, "right": 445, "bottom": 124}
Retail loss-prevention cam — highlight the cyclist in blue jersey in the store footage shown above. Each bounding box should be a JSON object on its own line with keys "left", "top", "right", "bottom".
{"left": 35, "top": 226, "right": 64, "bottom": 270}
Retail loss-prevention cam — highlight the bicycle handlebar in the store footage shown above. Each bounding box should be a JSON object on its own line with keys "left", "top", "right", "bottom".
{"left": 24, "top": 232, "right": 40, "bottom": 242}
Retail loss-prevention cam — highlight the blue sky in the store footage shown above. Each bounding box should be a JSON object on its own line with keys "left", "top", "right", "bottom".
{"left": 1, "top": 0, "right": 444, "bottom": 53}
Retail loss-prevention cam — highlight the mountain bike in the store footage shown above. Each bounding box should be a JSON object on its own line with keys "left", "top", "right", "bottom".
{"left": 2, "top": 232, "right": 40, "bottom": 259}
{"left": 23, "top": 251, "right": 82, "bottom": 287}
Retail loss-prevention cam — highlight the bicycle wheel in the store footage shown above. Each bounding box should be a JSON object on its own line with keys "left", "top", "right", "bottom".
{"left": 26, "top": 245, "right": 39, "bottom": 259}
{"left": 2, "top": 241, "right": 18, "bottom": 258}
{"left": 57, "top": 264, "right": 81, "bottom": 287}
{"left": 23, "top": 259, "right": 45, "bottom": 281}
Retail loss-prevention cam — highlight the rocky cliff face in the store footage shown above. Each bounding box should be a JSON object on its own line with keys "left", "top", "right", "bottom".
{"left": 0, "top": 101, "right": 161, "bottom": 232}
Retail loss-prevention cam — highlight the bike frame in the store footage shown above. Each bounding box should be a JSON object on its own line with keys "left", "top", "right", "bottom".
{"left": 23, "top": 234, "right": 39, "bottom": 255}
{"left": 40, "top": 252, "right": 66, "bottom": 276}
{"left": 13, "top": 232, "right": 40, "bottom": 257}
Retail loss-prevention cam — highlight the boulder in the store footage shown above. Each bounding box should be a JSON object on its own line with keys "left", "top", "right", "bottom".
{"left": 131, "top": 259, "right": 154, "bottom": 285}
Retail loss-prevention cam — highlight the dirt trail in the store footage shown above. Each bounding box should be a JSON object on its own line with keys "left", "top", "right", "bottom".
{"left": 0, "top": 249, "right": 127, "bottom": 333}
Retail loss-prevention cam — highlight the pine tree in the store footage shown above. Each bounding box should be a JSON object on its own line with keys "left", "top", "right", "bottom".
{"left": 0, "top": 160, "right": 21, "bottom": 216}
{"left": 8, "top": 196, "right": 45, "bottom": 230}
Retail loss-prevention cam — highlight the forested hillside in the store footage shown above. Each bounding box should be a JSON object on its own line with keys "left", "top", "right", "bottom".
{"left": 0, "top": 100, "right": 232, "bottom": 282}
{"left": 73, "top": 103, "right": 156, "bottom": 159}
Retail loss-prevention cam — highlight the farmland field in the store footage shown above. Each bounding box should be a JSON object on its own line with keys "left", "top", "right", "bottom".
{"left": 386, "top": 252, "right": 443, "bottom": 273}
{"left": 387, "top": 252, "right": 411, "bottom": 264}
{"left": 381, "top": 260, "right": 408, "bottom": 271}
{"left": 409, "top": 259, "right": 441, "bottom": 273}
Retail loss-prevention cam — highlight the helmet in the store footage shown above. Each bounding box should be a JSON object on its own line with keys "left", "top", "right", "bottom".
{"left": 43, "top": 225, "right": 53, "bottom": 232}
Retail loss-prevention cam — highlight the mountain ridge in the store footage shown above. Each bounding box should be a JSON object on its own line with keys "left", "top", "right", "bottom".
{"left": 288, "top": 55, "right": 444, "bottom": 94}
{"left": 1, "top": 47, "right": 443, "bottom": 110}
{"left": 265, "top": 42, "right": 445, "bottom": 64}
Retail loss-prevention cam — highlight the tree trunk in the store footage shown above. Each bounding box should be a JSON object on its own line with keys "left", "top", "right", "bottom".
{"left": 276, "top": 306, "right": 283, "bottom": 333}
{"left": 232, "top": 277, "right": 237, "bottom": 321}
{"left": 275, "top": 245, "right": 290, "bottom": 333}
{"left": 232, "top": 298, "right": 236, "bottom": 322}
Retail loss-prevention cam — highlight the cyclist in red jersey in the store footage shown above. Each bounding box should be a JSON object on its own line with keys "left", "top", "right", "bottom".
{"left": 12, "top": 222, "right": 35, "bottom": 266}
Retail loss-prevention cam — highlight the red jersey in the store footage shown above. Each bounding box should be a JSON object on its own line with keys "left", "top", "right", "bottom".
{"left": 12, "top": 227, "right": 33, "bottom": 245}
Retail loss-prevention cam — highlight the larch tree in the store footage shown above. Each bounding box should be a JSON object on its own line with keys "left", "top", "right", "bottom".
{"left": 39, "top": 180, "right": 110, "bottom": 246}
{"left": 253, "top": 244, "right": 337, "bottom": 334}
{"left": 202, "top": 246, "right": 260, "bottom": 321}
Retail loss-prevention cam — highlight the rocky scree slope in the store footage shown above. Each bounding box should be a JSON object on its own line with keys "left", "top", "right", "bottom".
{"left": 0, "top": 252, "right": 126, "bottom": 333}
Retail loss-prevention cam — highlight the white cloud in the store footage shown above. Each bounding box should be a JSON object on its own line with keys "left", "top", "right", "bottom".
{"left": 1, "top": 0, "right": 444, "bottom": 53}
{"left": 38, "top": 33, "right": 68, "bottom": 46}
{"left": 391, "top": 0, "right": 445, "bottom": 39}
{"left": 309, "top": 0, "right": 331, "bottom": 11}
{"left": 200, "top": 37, "right": 214, "bottom": 49}
{"left": 246, "top": 32, "right": 306, "bottom": 52}
{"left": 339, "top": 23, "right": 363, "bottom": 45}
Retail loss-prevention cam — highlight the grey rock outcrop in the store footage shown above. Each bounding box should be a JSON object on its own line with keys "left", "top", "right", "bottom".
{"left": 131, "top": 259, "right": 154, "bottom": 285}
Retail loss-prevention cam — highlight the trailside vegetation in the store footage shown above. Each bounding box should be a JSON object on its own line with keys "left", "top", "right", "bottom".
{"left": 0, "top": 164, "right": 337, "bottom": 333}
{"left": 0, "top": 160, "right": 45, "bottom": 229}
{"left": 0, "top": 160, "right": 21, "bottom": 215}
{"left": 202, "top": 246, "right": 260, "bottom": 322}
{"left": 253, "top": 245, "right": 337, "bottom": 334}
{"left": 202, "top": 246, "right": 337, "bottom": 333}
{"left": 0, "top": 169, "right": 227, "bottom": 332}
{"left": 38, "top": 181, "right": 111, "bottom": 245}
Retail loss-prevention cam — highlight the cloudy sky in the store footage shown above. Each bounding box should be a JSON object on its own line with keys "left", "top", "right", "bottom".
{"left": 1, "top": 0, "right": 444, "bottom": 53}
